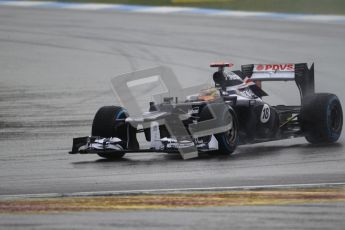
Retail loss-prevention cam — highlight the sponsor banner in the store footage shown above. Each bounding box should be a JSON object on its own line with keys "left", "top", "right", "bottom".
{"left": 254, "top": 64, "right": 295, "bottom": 72}
{"left": 251, "top": 64, "right": 295, "bottom": 81}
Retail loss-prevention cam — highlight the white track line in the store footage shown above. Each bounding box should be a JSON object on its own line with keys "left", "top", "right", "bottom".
{"left": 0, "top": 1, "right": 47, "bottom": 7}
{"left": 63, "top": 3, "right": 117, "bottom": 10}
{"left": 1, "top": 1, "right": 345, "bottom": 24}
{"left": 215, "top": 11, "right": 270, "bottom": 17}
{"left": 1, "top": 182, "right": 344, "bottom": 200}
{"left": 134, "top": 6, "right": 193, "bottom": 13}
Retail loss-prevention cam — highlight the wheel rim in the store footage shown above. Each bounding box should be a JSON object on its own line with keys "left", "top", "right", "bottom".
{"left": 226, "top": 120, "right": 238, "bottom": 144}
{"left": 330, "top": 103, "right": 342, "bottom": 133}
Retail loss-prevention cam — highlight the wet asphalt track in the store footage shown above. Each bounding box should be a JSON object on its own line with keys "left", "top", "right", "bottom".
{"left": 0, "top": 5, "right": 345, "bottom": 229}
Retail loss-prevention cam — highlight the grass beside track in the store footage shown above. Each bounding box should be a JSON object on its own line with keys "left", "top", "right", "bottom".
{"left": 1, "top": 187, "right": 345, "bottom": 213}
{"left": 35, "top": 0, "right": 345, "bottom": 15}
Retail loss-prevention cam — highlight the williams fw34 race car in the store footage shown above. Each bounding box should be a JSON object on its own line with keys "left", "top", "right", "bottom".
{"left": 70, "top": 63, "right": 343, "bottom": 160}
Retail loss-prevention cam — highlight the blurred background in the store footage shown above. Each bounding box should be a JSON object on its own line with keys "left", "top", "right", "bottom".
{"left": 39, "top": 0, "right": 345, "bottom": 15}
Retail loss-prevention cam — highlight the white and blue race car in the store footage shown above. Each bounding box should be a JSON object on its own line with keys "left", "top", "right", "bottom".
{"left": 70, "top": 62, "right": 343, "bottom": 160}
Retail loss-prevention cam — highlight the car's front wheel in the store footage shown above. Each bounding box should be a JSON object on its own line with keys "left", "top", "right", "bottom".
{"left": 199, "top": 103, "right": 239, "bottom": 155}
{"left": 215, "top": 108, "right": 239, "bottom": 155}
{"left": 91, "top": 106, "right": 128, "bottom": 160}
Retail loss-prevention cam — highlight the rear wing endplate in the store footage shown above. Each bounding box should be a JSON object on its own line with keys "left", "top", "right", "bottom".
{"left": 241, "top": 63, "right": 315, "bottom": 100}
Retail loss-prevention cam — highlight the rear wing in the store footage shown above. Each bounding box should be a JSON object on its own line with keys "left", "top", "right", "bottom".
{"left": 241, "top": 63, "right": 315, "bottom": 100}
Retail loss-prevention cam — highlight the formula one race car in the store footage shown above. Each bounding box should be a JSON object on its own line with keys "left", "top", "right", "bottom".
{"left": 70, "top": 62, "right": 343, "bottom": 160}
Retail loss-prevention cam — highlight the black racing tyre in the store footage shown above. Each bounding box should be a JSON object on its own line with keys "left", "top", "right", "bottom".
{"left": 215, "top": 109, "right": 239, "bottom": 155}
{"left": 301, "top": 93, "right": 343, "bottom": 144}
{"left": 199, "top": 103, "right": 239, "bottom": 155}
{"left": 92, "top": 106, "right": 127, "bottom": 160}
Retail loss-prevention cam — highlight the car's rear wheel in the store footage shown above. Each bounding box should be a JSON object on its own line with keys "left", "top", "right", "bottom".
{"left": 92, "top": 106, "right": 127, "bottom": 160}
{"left": 301, "top": 93, "right": 343, "bottom": 144}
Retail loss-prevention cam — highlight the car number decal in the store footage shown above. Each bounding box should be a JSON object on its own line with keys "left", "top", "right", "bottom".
{"left": 260, "top": 104, "right": 270, "bottom": 123}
